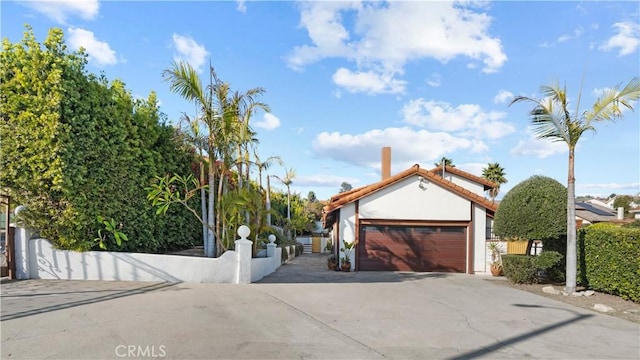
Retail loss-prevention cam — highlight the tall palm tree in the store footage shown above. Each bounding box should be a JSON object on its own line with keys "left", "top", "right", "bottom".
{"left": 272, "top": 167, "right": 296, "bottom": 240}
{"left": 177, "top": 112, "right": 208, "bottom": 250}
{"left": 482, "top": 162, "right": 507, "bottom": 203}
{"left": 162, "top": 61, "right": 218, "bottom": 258}
{"left": 510, "top": 77, "right": 640, "bottom": 294}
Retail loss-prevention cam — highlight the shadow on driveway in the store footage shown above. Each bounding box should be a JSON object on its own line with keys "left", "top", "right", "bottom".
{"left": 1, "top": 279, "right": 178, "bottom": 321}
{"left": 257, "top": 253, "right": 450, "bottom": 283}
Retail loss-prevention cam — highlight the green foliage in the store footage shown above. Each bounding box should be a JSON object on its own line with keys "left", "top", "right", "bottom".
{"left": 493, "top": 175, "right": 567, "bottom": 241}
{"left": 534, "top": 251, "right": 562, "bottom": 271}
{"left": 340, "top": 239, "right": 355, "bottom": 264}
{"left": 622, "top": 220, "right": 640, "bottom": 228}
{"left": 94, "top": 216, "right": 129, "bottom": 250}
{"left": 0, "top": 26, "right": 200, "bottom": 252}
{"left": 281, "top": 246, "right": 289, "bottom": 262}
{"left": 339, "top": 182, "right": 353, "bottom": 193}
{"left": 502, "top": 252, "right": 562, "bottom": 284}
{"left": 541, "top": 237, "right": 567, "bottom": 281}
{"left": 612, "top": 195, "right": 633, "bottom": 216}
{"left": 579, "top": 223, "right": 640, "bottom": 302}
{"left": 502, "top": 255, "right": 538, "bottom": 284}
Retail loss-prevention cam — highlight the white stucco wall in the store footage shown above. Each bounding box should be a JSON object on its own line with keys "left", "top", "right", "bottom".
{"left": 472, "top": 206, "right": 488, "bottom": 273}
{"left": 441, "top": 172, "right": 485, "bottom": 196}
{"left": 359, "top": 176, "right": 471, "bottom": 221}
{"left": 337, "top": 203, "right": 357, "bottom": 267}
{"left": 25, "top": 238, "right": 281, "bottom": 283}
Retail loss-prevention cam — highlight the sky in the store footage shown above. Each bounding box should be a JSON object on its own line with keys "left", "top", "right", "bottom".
{"left": 2, "top": 0, "right": 639, "bottom": 201}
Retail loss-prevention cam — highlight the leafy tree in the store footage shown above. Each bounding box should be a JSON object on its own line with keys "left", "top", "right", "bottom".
{"left": 434, "top": 157, "right": 455, "bottom": 168}
{"left": 272, "top": 168, "right": 296, "bottom": 240}
{"left": 510, "top": 77, "right": 640, "bottom": 293}
{"left": 482, "top": 162, "right": 507, "bottom": 202}
{"left": 339, "top": 182, "right": 353, "bottom": 193}
{"left": 307, "top": 191, "right": 317, "bottom": 203}
{"left": 612, "top": 195, "right": 633, "bottom": 216}
{"left": 493, "top": 175, "right": 567, "bottom": 246}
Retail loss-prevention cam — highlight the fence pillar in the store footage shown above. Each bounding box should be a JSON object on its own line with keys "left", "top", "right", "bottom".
{"left": 13, "top": 226, "right": 31, "bottom": 279}
{"left": 235, "top": 225, "right": 252, "bottom": 284}
{"left": 266, "top": 234, "right": 276, "bottom": 258}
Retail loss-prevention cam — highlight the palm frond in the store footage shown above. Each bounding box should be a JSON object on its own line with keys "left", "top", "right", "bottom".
{"left": 585, "top": 77, "right": 640, "bottom": 123}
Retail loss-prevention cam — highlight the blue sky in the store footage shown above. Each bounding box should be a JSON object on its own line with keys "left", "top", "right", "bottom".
{"left": 2, "top": 1, "right": 639, "bottom": 201}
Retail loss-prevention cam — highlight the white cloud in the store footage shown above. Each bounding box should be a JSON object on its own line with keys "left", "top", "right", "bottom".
{"left": 312, "top": 127, "right": 487, "bottom": 172}
{"left": 67, "top": 27, "right": 117, "bottom": 66}
{"left": 510, "top": 130, "right": 567, "bottom": 158}
{"left": 577, "top": 182, "right": 640, "bottom": 198}
{"left": 236, "top": 0, "right": 246, "bottom": 14}
{"left": 254, "top": 113, "right": 281, "bottom": 131}
{"left": 295, "top": 174, "right": 361, "bottom": 188}
{"left": 401, "top": 99, "right": 515, "bottom": 139}
{"left": 557, "top": 27, "right": 584, "bottom": 43}
{"left": 287, "top": 1, "right": 506, "bottom": 94}
{"left": 493, "top": 89, "right": 514, "bottom": 104}
{"left": 599, "top": 22, "right": 640, "bottom": 56}
{"left": 426, "top": 73, "right": 442, "bottom": 87}
{"left": 22, "top": 0, "right": 99, "bottom": 24}
{"left": 332, "top": 68, "right": 406, "bottom": 94}
{"left": 172, "top": 34, "right": 209, "bottom": 72}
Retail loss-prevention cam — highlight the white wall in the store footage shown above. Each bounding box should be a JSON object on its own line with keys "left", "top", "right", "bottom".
{"left": 337, "top": 203, "right": 356, "bottom": 267}
{"left": 25, "top": 237, "right": 281, "bottom": 284}
{"left": 359, "top": 176, "right": 471, "bottom": 221}
{"left": 472, "top": 206, "right": 488, "bottom": 273}
{"left": 442, "top": 172, "right": 485, "bottom": 196}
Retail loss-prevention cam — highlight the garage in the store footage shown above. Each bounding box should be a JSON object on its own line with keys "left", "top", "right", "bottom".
{"left": 358, "top": 224, "right": 467, "bottom": 272}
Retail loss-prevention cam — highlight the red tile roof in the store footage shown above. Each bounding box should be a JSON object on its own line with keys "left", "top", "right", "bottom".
{"left": 428, "top": 165, "right": 497, "bottom": 190}
{"left": 323, "top": 164, "right": 497, "bottom": 226}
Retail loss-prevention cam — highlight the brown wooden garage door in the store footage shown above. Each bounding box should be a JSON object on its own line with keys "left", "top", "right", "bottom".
{"left": 358, "top": 224, "right": 467, "bottom": 272}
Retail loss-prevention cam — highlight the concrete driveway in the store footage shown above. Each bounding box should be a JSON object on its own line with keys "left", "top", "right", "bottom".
{"left": 1, "top": 253, "right": 638, "bottom": 359}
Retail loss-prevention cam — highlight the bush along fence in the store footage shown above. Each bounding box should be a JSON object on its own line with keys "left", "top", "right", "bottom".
{"left": 12, "top": 225, "right": 281, "bottom": 284}
{"left": 578, "top": 223, "right": 640, "bottom": 302}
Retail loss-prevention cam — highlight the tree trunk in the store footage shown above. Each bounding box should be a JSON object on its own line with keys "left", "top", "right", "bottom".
{"left": 207, "top": 157, "right": 216, "bottom": 258}
{"left": 565, "top": 147, "right": 577, "bottom": 294}
{"left": 266, "top": 175, "right": 271, "bottom": 226}
{"left": 199, "top": 155, "right": 207, "bottom": 252}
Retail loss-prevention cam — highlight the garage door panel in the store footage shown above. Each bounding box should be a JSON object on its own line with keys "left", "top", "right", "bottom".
{"left": 359, "top": 224, "right": 467, "bottom": 272}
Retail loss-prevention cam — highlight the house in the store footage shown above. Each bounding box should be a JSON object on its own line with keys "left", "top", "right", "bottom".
{"left": 575, "top": 202, "right": 631, "bottom": 226}
{"left": 322, "top": 147, "right": 498, "bottom": 274}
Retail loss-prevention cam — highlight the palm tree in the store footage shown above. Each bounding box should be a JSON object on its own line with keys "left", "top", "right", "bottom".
{"left": 162, "top": 61, "right": 218, "bottom": 258}
{"left": 510, "top": 77, "right": 640, "bottom": 294}
{"left": 177, "top": 112, "right": 208, "bottom": 250}
{"left": 434, "top": 157, "right": 454, "bottom": 168}
{"left": 482, "top": 162, "right": 507, "bottom": 203}
{"left": 272, "top": 167, "right": 296, "bottom": 240}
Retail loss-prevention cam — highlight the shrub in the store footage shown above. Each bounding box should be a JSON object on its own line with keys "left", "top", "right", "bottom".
{"left": 502, "top": 255, "right": 537, "bottom": 284}
{"left": 281, "top": 246, "right": 289, "bottom": 263}
{"left": 503, "top": 251, "right": 563, "bottom": 284}
{"left": 580, "top": 223, "right": 640, "bottom": 302}
{"left": 534, "top": 250, "right": 563, "bottom": 280}
{"left": 493, "top": 176, "right": 567, "bottom": 241}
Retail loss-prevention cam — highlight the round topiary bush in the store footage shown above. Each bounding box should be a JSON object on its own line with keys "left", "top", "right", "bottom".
{"left": 494, "top": 175, "right": 567, "bottom": 241}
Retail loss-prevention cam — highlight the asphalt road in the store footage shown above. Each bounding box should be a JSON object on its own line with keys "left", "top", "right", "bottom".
{"left": 1, "top": 254, "right": 638, "bottom": 359}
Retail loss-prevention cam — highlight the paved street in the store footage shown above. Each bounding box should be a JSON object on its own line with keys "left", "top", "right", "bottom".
{"left": 1, "top": 254, "right": 639, "bottom": 359}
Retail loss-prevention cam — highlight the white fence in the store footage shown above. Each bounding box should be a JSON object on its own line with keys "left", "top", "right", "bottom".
{"left": 13, "top": 226, "right": 283, "bottom": 284}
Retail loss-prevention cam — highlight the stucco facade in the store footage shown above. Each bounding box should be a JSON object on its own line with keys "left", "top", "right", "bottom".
{"left": 325, "top": 164, "right": 497, "bottom": 274}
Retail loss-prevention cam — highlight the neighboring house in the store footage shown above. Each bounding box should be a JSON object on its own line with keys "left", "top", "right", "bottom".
{"left": 585, "top": 198, "right": 612, "bottom": 209}
{"left": 575, "top": 202, "right": 630, "bottom": 226}
{"left": 322, "top": 147, "right": 498, "bottom": 274}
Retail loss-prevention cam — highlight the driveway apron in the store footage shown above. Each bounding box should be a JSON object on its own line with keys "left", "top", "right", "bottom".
{"left": 1, "top": 253, "right": 638, "bottom": 359}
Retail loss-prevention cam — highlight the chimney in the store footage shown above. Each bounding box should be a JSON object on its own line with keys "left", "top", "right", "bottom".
{"left": 381, "top": 146, "right": 391, "bottom": 180}
{"left": 617, "top": 207, "right": 624, "bottom": 220}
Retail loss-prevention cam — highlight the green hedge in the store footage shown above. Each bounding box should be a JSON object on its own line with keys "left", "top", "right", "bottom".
{"left": 502, "top": 252, "right": 562, "bottom": 284}
{"left": 1, "top": 26, "right": 200, "bottom": 252}
{"left": 502, "top": 255, "right": 537, "bottom": 284}
{"left": 579, "top": 223, "right": 640, "bottom": 302}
